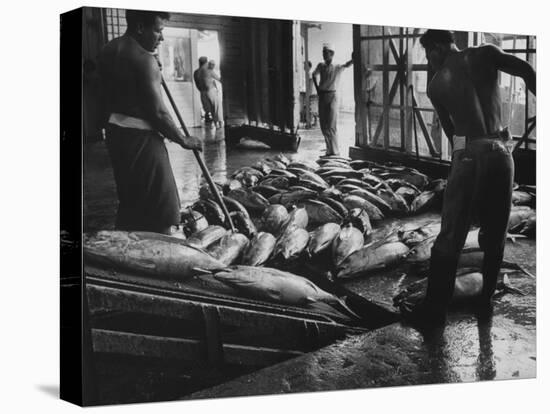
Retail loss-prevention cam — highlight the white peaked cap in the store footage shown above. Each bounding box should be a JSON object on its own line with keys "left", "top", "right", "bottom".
{"left": 322, "top": 42, "right": 335, "bottom": 52}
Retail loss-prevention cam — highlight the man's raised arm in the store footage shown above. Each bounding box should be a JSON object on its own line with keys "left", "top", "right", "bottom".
{"left": 487, "top": 44, "right": 536, "bottom": 95}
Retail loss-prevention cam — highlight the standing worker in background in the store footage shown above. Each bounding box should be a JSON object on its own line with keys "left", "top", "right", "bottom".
{"left": 312, "top": 43, "right": 353, "bottom": 156}
{"left": 207, "top": 59, "right": 224, "bottom": 128}
{"left": 98, "top": 10, "right": 202, "bottom": 235}
{"left": 193, "top": 56, "right": 212, "bottom": 123}
{"left": 400, "top": 30, "right": 536, "bottom": 326}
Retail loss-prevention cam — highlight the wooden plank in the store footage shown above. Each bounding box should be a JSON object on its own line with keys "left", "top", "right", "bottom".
{"left": 249, "top": 20, "right": 259, "bottom": 123}
{"left": 399, "top": 28, "right": 405, "bottom": 151}
{"left": 353, "top": 25, "right": 366, "bottom": 147}
{"left": 382, "top": 31, "right": 390, "bottom": 150}
{"left": 86, "top": 284, "right": 349, "bottom": 349}
{"left": 405, "top": 28, "right": 414, "bottom": 154}
{"left": 372, "top": 71, "right": 401, "bottom": 145}
{"left": 92, "top": 329, "right": 304, "bottom": 367}
{"left": 259, "top": 20, "right": 270, "bottom": 124}
{"left": 412, "top": 93, "right": 439, "bottom": 157}
{"left": 202, "top": 307, "right": 224, "bottom": 367}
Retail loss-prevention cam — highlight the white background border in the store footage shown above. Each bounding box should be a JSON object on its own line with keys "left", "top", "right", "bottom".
{"left": 0, "top": 0, "right": 545, "bottom": 412}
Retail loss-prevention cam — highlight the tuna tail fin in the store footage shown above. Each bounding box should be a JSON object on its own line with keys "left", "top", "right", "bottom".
{"left": 323, "top": 295, "right": 362, "bottom": 320}
{"left": 497, "top": 274, "right": 527, "bottom": 296}
{"left": 501, "top": 261, "right": 535, "bottom": 279}
{"left": 506, "top": 232, "right": 527, "bottom": 243}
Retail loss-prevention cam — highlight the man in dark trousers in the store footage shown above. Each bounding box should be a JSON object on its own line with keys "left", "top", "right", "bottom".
{"left": 193, "top": 56, "right": 213, "bottom": 123}
{"left": 312, "top": 43, "right": 353, "bottom": 156}
{"left": 400, "top": 30, "right": 536, "bottom": 325}
{"left": 98, "top": 10, "right": 202, "bottom": 235}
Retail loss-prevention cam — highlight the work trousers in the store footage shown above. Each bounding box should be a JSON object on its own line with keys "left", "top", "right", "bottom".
{"left": 425, "top": 138, "right": 514, "bottom": 309}
{"left": 318, "top": 91, "right": 340, "bottom": 155}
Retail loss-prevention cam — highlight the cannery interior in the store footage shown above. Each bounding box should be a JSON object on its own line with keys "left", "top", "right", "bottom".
{"left": 74, "top": 7, "right": 536, "bottom": 405}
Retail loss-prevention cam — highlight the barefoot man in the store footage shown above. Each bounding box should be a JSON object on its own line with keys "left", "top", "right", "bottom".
{"left": 400, "top": 30, "right": 536, "bottom": 325}
{"left": 99, "top": 10, "right": 202, "bottom": 235}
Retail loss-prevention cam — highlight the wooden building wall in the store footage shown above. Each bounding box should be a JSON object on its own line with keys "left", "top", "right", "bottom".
{"left": 82, "top": 7, "right": 297, "bottom": 141}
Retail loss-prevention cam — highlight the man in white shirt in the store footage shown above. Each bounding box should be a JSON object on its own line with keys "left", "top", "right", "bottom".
{"left": 312, "top": 43, "right": 353, "bottom": 156}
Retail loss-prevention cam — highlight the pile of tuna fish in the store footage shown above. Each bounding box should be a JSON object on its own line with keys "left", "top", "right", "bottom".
{"left": 85, "top": 153, "right": 535, "bottom": 313}
{"left": 178, "top": 153, "right": 535, "bottom": 279}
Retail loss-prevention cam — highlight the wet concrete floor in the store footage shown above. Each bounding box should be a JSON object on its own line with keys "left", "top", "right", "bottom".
{"left": 83, "top": 114, "right": 536, "bottom": 395}
{"left": 84, "top": 114, "right": 355, "bottom": 232}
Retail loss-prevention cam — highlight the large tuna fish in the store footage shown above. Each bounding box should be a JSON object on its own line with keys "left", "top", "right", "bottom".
{"left": 297, "top": 199, "right": 343, "bottom": 225}
{"left": 260, "top": 204, "right": 289, "bottom": 235}
{"left": 252, "top": 184, "right": 281, "bottom": 199}
{"left": 198, "top": 182, "right": 224, "bottom": 201}
{"left": 180, "top": 209, "right": 208, "bottom": 237}
{"left": 508, "top": 206, "right": 536, "bottom": 233}
{"left": 318, "top": 167, "right": 363, "bottom": 179}
{"left": 186, "top": 225, "right": 229, "bottom": 249}
{"left": 288, "top": 169, "right": 329, "bottom": 188}
{"left": 398, "top": 221, "right": 441, "bottom": 247}
{"left": 281, "top": 205, "right": 309, "bottom": 233}
{"left": 271, "top": 153, "right": 290, "bottom": 166}
{"left": 317, "top": 161, "right": 352, "bottom": 170}
{"left": 343, "top": 194, "right": 385, "bottom": 221}
{"left": 222, "top": 179, "right": 243, "bottom": 195}
{"left": 376, "top": 188, "right": 409, "bottom": 215}
{"left": 211, "top": 266, "right": 348, "bottom": 307}
{"left": 385, "top": 178, "right": 421, "bottom": 193}
{"left": 404, "top": 235, "right": 437, "bottom": 264}
{"left": 393, "top": 271, "right": 524, "bottom": 308}
{"left": 336, "top": 241, "right": 409, "bottom": 279}
{"left": 222, "top": 196, "right": 251, "bottom": 219}
{"left": 192, "top": 199, "right": 225, "bottom": 226}
{"left": 325, "top": 175, "right": 349, "bottom": 186}
{"left": 288, "top": 161, "right": 317, "bottom": 172}
{"left": 456, "top": 248, "right": 534, "bottom": 277}
{"left": 84, "top": 231, "right": 226, "bottom": 280}
{"left": 227, "top": 188, "right": 269, "bottom": 215}
{"left": 268, "top": 189, "right": 317, "bottom": 206}
{"left": 512, "top": 190, "right": 534, "bottom": 206}
{"left": 318, "top": 196, "right": 348, "bottom": 218}
{"left": 269, "top": 168, "right": 298, "bottom": 179}
{"left": 207, "top": 232, "right": 249, "bottom": 265}
{"left": 346, "top": 208, "right": 372, "bottom": 236}
{"left": 395, "top": 186, "right": 420, "bottom": 205}
{"left": 272, "top": 226, "right": 310, "bottom": 261}
{"left": 348, "top": 188, "right": 391, "bottom": 215}
{"left": 308, "top": 223, "right": 341, "bottom": 256}
{"left": 228, "top": 211, "right": 257, "bottom": 238}
{"left": 379, "top": 170, "right": 429, "bottom": 189}
{"left": 241, "top": 232, "right": 277, "bottom": 266}
{"left": 332, "top": 223, "right": 364, "bottom": 267}
{"left": 260, "top": 176, "right": 292, "bottom": 189}
{"left": 410, "top": 191, "right": 437, "bottom": 213}
{"left": 232, "top": 166, "right": 265, "bottom": 179}
{"left": 297, "top": 178, "right": 328, "bottom": 192}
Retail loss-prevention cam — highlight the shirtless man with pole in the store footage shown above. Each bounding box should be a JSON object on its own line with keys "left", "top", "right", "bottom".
{"left": 98, "top": 10, "right": 202, "bottom": 235}
{"left": 400, "top": 30, "right": 536, "bottom": 325}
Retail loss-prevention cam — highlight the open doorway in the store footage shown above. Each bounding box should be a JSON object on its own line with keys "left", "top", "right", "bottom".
{"left": 157, "top": 27, "right": 222, "bottom": 128}
{"left": 298, "top": 21, "right": 355, "bottom": 152}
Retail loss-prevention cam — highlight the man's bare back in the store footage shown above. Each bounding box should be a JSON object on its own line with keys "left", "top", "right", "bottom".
{"left": 98, "top": 17, "right": 202, "bottom": 151}
{"left": 427, "top": 44, "right": 536, "bottom": 140}
{"left": 99, "top": 35, "right": 157, "bottom": 121}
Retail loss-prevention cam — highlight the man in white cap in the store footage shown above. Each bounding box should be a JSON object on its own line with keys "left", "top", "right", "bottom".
{"left": 312, "top": 43, "right": 353, "bottom": 155}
